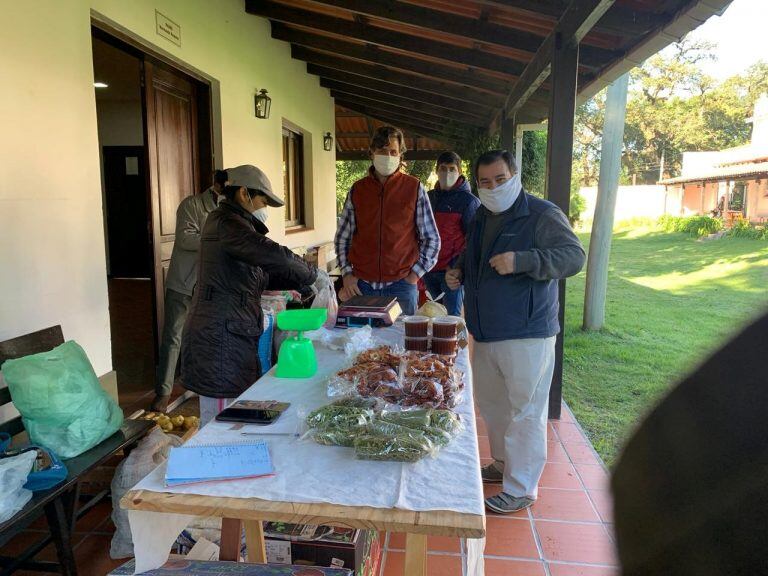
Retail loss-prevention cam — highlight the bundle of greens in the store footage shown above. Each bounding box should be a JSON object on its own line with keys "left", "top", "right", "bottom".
{"left": 305, "top": 403, "right": 374, "bottom": 444}
{"left": 353, "top": 433, "right": 434, "bottom": 462}
{"left": 378, "top": 409, "right": 432, "bottom": 429}
{"left": 305, "top": 399, "right": 464, "bottom": 458}
{"left": 429, "top": 410, "right": 463, "bottom": 436}
{"left": 310, "top": 429, "right": 358, "bottom": 447}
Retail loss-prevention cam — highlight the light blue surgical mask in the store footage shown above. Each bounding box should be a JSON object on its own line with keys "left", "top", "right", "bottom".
{"left": 252, "top": 207, "right": 268, "bottom": 224}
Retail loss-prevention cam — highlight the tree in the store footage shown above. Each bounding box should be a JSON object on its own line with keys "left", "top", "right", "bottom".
{"left": 335, "top": 160, "right": 368, "bottom": 213}
{"left": 404, "top": 159, "right": 435, "bottom": 187}
{"left": 573, "top": 36, "right": 766, "bottom": 185}
{"left": 521, "top": 130, "right": 547, "bottom": 197}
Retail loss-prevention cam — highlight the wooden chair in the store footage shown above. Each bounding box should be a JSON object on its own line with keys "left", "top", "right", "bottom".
{"left": 0, "top": 326, "right": 153, "bottom": 576}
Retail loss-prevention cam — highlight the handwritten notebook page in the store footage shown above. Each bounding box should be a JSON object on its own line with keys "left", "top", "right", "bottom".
{"left": 165, "top": 441, "right": 273, "bottom": 487}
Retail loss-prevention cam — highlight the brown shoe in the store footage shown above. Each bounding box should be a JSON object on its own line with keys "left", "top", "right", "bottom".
{"left": 481, "top": 462, "right": 504, "bottom": 484}
{"left": 150, "top": 394, "right": 170, "bottom": 413}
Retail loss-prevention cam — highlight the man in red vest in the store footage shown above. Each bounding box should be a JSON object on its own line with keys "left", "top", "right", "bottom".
{"left": 335, "top": 126, "right": 440, "bottom": 315}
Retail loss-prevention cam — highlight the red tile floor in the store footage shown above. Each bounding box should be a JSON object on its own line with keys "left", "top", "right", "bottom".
{"left": 379, "top": 403, "right": 618, "bottom": 576}
{"left": 2, "top": 404, "right": 617, "bottom": 575}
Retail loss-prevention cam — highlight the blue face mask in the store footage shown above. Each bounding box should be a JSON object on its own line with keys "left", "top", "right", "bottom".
{"left": 252, "top": 207, "right": 268, "bottom": 224}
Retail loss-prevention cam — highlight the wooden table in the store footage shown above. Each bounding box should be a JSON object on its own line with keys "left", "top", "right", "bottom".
{"left": 122, "top": 326, "right": 485, "bottom": 575}
{"left": 122, "top": 490, "right": 485, "bottom": 575}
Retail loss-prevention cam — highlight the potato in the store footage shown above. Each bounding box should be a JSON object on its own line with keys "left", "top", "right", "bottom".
{"left": 171, "top": 415, "right": 185, "bottom": 427}
{"left": 183, "top": 416, "right": 199, "bottom": 430}
{"left": 160, "top": 421, "right": 174, "bottom": 432}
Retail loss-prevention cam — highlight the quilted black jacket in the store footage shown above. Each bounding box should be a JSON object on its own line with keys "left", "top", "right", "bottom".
{"left": 180, "top": 200, "right": 317, "bottom": 398}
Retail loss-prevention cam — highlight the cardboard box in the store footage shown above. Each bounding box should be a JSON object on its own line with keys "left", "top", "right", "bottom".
{"left": 263, "top": 523, "right": 380, "bottom": 576}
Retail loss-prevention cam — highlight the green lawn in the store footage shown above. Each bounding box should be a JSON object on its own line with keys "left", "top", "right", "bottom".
{"left": 563, "top": 224, "right": 768, "bottom": 466}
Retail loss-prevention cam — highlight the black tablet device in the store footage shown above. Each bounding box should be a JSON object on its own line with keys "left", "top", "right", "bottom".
{"left": 214, "top": 400, "right": 290, "bottom": 425}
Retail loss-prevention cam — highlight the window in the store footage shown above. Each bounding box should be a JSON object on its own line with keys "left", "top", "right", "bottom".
{"left": 282, "top": 125, "right": 305, "bottom": 228}
{"left": 730, "top": 181, "right": 747, "bottom": 213}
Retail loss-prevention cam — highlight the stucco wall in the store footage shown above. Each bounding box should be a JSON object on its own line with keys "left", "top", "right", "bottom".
{"left": 580, "top": 185, "right": 669, "bottom": 223}
{"left": 0, "top": 1, "right": 336, "bottom": 374}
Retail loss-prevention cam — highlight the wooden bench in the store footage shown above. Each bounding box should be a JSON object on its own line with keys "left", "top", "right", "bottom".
{"left": 0, "top": 326, "right": 154, "bottom": 576}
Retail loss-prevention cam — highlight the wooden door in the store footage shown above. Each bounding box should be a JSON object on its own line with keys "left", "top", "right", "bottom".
{"left": 143, "top": 61, "right": 199, "bottom": 337}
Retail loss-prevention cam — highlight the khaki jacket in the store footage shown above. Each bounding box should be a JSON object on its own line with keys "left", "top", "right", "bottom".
{"left": 165, "top": 188, "right": 218, "bottom": 296}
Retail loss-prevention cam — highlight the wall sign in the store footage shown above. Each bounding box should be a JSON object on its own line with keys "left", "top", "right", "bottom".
{"left": 155, "top": 10, "right": 181, "bottom": 47}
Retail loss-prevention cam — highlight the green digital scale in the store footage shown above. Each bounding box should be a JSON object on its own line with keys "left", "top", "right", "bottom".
{"left": 275, "top": 308, "right": 328, "bottom": 378}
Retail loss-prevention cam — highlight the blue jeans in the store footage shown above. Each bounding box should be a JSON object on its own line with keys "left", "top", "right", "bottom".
{"left": 358, "top": 278, "right": 419, "bottom": 316}
{"left": 422, "top": 270, "right": 464, "bottom": 316}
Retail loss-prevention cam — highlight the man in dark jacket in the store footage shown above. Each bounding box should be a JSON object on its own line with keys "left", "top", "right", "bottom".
{"left": 447, "top": 150, "right": 585, "bottom": 514}
{"left": 151, "top": 169, "right": 227, "bottom": 412}
{"left": 180, "top": 164, "right": 317, "bottom": 425}
{"left": 423, "top": 151, "right": 480, "bottom": 315}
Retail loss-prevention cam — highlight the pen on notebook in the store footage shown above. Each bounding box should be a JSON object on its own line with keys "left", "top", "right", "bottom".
{"left": 240, "top": 431, "right": 299, "bottom": 437}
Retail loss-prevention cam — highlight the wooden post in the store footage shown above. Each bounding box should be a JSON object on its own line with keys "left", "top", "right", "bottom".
{"left": 544, "top": 32, "right": 579, "bottom": 420}
{"left": 501, "top": 113, "right": 516, "bottom": 152}
{"left": 220, "top": 518, "right": 242, "bottom": 561}
{"left": 404, "top": 533, "right": 428, "bottom": 576}
{"left": 583, "top": 73, "right": 629, "bottom": 331}
{"left": 244, "top": 520, "right": 267, "bottom": 563}
{"left": 515, "top": 126, "right": 524, "bottom": 174}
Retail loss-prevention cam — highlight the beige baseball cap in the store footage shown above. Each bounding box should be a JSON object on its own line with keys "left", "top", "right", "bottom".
{"left": 225, "top": 164, "right": 284, "bottom": 208}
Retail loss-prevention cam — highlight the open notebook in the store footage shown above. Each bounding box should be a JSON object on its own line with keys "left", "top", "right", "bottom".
{"left": 164, "top": 441, "right": 274, "bottom": 487}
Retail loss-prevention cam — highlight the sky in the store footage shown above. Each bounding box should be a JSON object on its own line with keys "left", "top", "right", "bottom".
{"left": 668, "top": 0, "right": 766, "bottom": 81}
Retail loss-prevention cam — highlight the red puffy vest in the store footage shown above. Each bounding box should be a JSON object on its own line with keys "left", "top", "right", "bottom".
{"left": 348, "top": 169, "right": 420, "bottom": 283}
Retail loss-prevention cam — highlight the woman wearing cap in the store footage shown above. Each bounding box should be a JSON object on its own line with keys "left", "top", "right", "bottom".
{"left": 180, "top": 164, "right": 318, "bottom": 425}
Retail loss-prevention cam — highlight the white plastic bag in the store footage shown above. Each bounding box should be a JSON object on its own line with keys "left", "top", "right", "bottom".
{"left": 110, "top": 428, "right": 182, "bottom": 558}
{"left": 311, "top": 270, "right": 338, "bottom": 328}
{"left": 0, "top": 450, "right": 36, "bottom": 523}
{"left": 344, "top": 325, "right": 375, "bottom": 358}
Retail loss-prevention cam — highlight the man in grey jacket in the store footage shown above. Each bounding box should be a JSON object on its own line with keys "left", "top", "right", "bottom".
{"left": 151, "top": 169, "right": 228, "bottom": 412}
{"left": 447, "top": 150, "right": 585, "bottom": 514}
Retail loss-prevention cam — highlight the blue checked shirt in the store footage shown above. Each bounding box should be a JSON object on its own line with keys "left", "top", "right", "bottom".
{"left": 335, "top": 181, "right": 441, "bottom": 289}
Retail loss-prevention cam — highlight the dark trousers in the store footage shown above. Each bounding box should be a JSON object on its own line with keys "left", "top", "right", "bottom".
{"left": 422, "top": 270, "right": 464, "bottom": 316}
{"left": 155, "top": 288, "right": 192, "bottom": 396}
{"left": 358, "top": 278, "right": 419, "bottom": 316}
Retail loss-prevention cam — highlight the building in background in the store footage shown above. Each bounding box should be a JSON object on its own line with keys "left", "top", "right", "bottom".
{"left": 660, "top": 94, "right": 768, "bottom": 223}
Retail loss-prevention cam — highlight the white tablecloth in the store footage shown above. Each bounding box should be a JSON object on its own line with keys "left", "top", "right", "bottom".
{"left": 128, "top": 324, "right": 485, "bottom": 574}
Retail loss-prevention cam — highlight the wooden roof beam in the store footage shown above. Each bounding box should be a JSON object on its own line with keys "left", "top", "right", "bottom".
{"left": 314, "top": 72, "right": 495, "bottom": 118}
{"left": 295, "top": 47, "right": 507, "bottom": 105}
{"left": 307, "top": 0, "right": 617, "bottom": 69}
{"left": 479, "top": 0, "right": 664, "bottom": 37}
{"left": 335, "top": 132, "right": 372, "bottom": 139}
{"left": 337, "top": 150, "right": 445, "bottom": 161}
{"left": 307, "top": 63, "right": 504, "bottom": 108}
{"left": 334, "top": 100, "right": 462, "bottom": 143}
{"left": 284, "top": 35, "right": 512, "bottom": 95}
{"left": 247, "top": 0, "right": 527, "bottom": 76}
{"left": 327, "top": 87, "right": 484, "bottom": 128}
{"left": 333, "top": 98, "right": 460, "bottom": 134}
{"left": 498, "top": 0, "right": 616, "bottom": 126}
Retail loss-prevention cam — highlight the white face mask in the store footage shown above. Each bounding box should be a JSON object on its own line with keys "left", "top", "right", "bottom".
{"left": 373, "top": 154, "right": 400, "bottom": 177}
{"left": 252, "top": 207, "right": 268, "bottom": 224}
{"left": 248, "top": 195, "right": 268, "bottom": 224}
{"left": 478, "top": 173, "right": 522, "bottom": 214}
{"left": 438, "top": 171, "right": 460, "bottom": 190}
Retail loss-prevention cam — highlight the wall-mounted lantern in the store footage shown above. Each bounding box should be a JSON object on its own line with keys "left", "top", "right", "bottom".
{"left": 255, "top": 89, "right": 271, "bottom": 119}
{"left": 323, "top": 132, "right": 334, "bottom": 152}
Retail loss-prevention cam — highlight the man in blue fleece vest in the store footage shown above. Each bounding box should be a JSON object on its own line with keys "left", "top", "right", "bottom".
{"left": 447, "top": 150, "right": 585, "bottom": 514}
